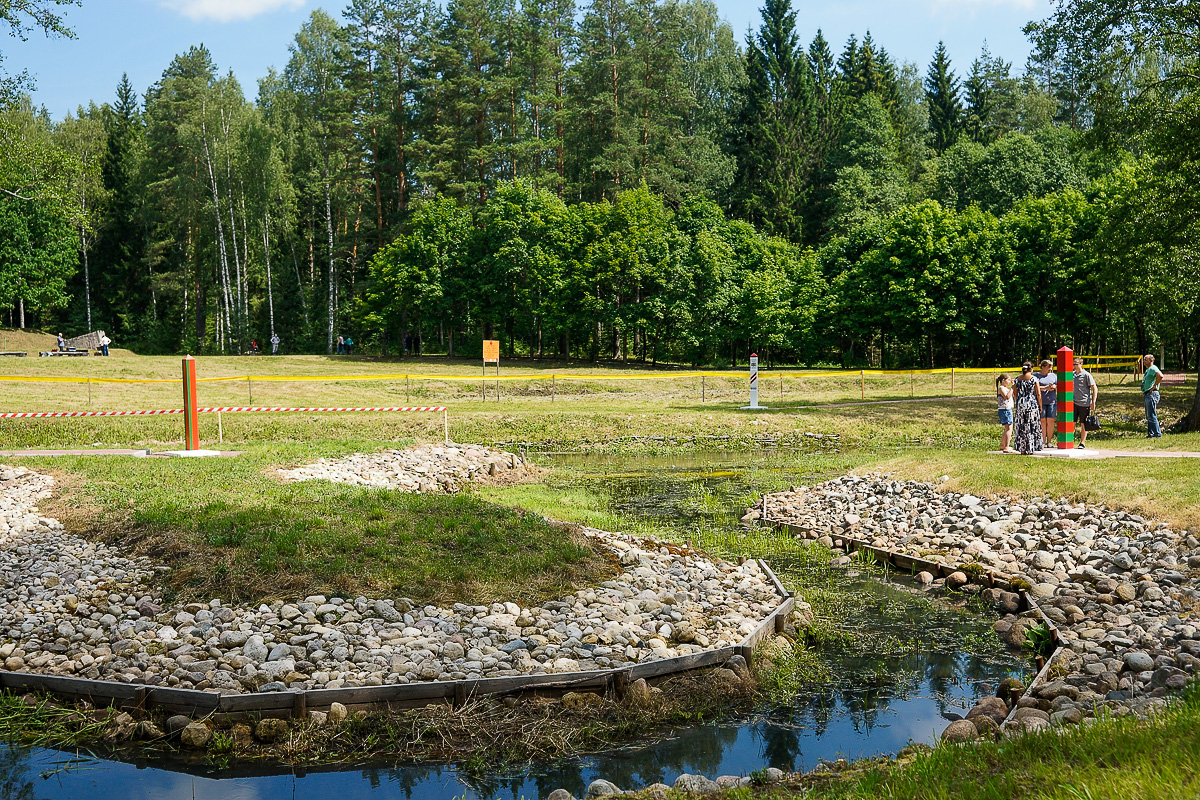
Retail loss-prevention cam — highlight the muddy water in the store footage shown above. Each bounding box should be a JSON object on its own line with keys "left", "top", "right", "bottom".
{"left": 5, "top": 454, "right": 1028, "bottom": 799}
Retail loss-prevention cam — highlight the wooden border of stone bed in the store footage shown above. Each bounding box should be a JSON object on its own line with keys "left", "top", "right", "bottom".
{"left": 760, "top": 515, "right": 1064, "bottom": 726}
{"left": 0, "top": 561, "right": 795, "bottom": 721}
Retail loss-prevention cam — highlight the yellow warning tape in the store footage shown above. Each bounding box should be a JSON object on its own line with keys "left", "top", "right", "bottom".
{"left": 0, "top": 359, "right": 1145, "bottom": 385}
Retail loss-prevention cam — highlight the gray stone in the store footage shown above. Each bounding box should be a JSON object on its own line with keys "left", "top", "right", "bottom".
{"left": 941, "top": 720, "right": 979, "bottom": 743}
{"left": 166, "top": 714, "right": 191, "bottom": 735}
{"left": 180, "top": 722, "right": 212, "bottom": 748}
{"left": 547, "top": 790, "right": 575, "bottom": 800}
{"left": 673, "top": 774, "right": 720, "bottom": 795}
{"left": 585, "top": 779, "right": 621, "bottom": 798}
{"left": 1123, "top": 652, "right": 1154, "bottom": 673}
{"left": 373, "top": 600, "right": 403, "bottom": 622}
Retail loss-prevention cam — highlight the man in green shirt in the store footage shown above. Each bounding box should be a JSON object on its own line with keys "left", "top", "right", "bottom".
{"left": 1141, "top": 354, "right": 1164, "bottom": 437}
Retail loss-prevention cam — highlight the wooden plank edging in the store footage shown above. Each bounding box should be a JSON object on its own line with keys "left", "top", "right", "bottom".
{"left": 0, "top": 559, "right": 794, "bottom": 717}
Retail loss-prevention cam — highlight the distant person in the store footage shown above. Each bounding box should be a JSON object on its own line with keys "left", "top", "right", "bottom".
{"left": 336, "top": 335, "right": 345, "bottom": 355}
{"left": 1037, "top": 359, "right": 1057, "bottom": 447}
{"left": 1013, "top": 363, "right": 1043, "bottom": 454}
{"left": 56, "top": 332, "right": 66, "bottom": 351}
{"left": 1141, "top": 354, "right": 1164, "bottom": 438}
{"left": 1073, "top": 360, "right": 1098, "bottom": 448}
{"left": 404, "top": 333, "right": 412, "bottom": 356}
{"left": 270, "top": 333, "right": 280, "bottom": 355}
{"left": 250, "top": 340, "right": 259, "bottom": 355}
{"left": 996, "top": 374, "right": 1015, "bottom": 453}
{"left": 99, "top": 333, "right": 110, "bottom": 357}
{"left": 344, "top": 336, "right": 353, "bottom": 355}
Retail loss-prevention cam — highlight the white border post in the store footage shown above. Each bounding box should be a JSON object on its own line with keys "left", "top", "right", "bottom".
{"left": 741, "top": 352, "right": 768, "bottom": 411}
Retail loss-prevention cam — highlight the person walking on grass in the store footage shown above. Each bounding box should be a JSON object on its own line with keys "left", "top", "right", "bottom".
{"left": 996, "top": 374, "right": 1015, "bottom": 452}
{"left": 270, "top": 333, "right": 279, "bottom": 355}
{"left": 336, "top": 335, "right": 345, "bottom": 355}
{"left": 1013, "top": 363, "right": 1043, "bottom": 454}
{"left": 1037, "top": 359, "right": 1057, "bottom": 447}
{"left": 1142, "top": 354, "right": 1164, "bottom": 438}
{"left": 1074, "top": 360, "right": 1098, "bottom": 448}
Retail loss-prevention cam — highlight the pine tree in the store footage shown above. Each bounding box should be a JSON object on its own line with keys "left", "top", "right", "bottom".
{"left": 517, "top": 0, "right": 576, "bottom": 194}
{"left": 925, "top": 41, "right": 963, "bottom": 153}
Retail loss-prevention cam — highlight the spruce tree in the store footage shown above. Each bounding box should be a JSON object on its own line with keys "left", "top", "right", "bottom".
{"left": 727, "top": 0, "right": 817, "bottom": 241}
{"left": 964, "top": 51, "right": 995, "bottom": 144}
{"left": 95, "top": 74, "right": 147, "bottom": 343}
{"left": 925, "top": 41, "right": 963, "bottom": 152}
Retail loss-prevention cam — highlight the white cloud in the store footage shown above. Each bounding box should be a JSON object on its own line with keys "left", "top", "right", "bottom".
{"left": 163, "top": 0, "right": 307, "bottom": 23}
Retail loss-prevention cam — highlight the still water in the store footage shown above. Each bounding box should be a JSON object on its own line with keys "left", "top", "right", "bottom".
{"left": 5, "top": 454, "right": 1027, "bottom": 800}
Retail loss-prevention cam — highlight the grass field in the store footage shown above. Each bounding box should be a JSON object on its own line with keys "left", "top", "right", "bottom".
{"left": 2, "top": 347, "right": 1200, "bottom": 792}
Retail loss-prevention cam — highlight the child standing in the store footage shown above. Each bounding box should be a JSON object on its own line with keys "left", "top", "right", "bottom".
{"left": 996, "top": 374, "right": 1015, "bottom": 453}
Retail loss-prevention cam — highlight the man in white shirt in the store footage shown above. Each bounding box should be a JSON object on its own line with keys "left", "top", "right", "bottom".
{"left": 1073, "top": 362, "right": 1098, "bottom": 447}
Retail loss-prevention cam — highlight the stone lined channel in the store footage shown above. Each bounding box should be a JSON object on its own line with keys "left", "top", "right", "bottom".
{"left": 0, "top": 454, "right": 1029, "bottom": 799}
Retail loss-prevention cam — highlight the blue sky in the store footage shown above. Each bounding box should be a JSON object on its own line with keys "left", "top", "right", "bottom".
{"left": 10, "top": 0, "right": 1052, "bottom": 120}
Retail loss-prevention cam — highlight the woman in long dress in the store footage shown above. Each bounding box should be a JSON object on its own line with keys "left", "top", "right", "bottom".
{"left": 1013, "top": 362, "right": 1044, "bottom": 454}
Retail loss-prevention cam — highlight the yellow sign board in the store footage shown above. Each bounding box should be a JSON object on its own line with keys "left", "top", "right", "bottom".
{"left": 483, "top": 339, "right": 500, "bottom": 363}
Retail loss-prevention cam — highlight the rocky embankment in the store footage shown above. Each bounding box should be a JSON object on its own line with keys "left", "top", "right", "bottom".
{"left": 749, "top": 474, "right": 1200, "bottom": 736}
{"left": 277, "top": 442, "right": 536, "bottom": 492}
{"left": 0, "top": 461, "right": 784, "bottom": 694}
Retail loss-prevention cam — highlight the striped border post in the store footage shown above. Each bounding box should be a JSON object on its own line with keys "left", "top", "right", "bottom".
{"left": 182, "top": 356, "right": 199, "bottom": 450}
{"left": 1056, "top": 346, "right": 1074, "bottom": 449}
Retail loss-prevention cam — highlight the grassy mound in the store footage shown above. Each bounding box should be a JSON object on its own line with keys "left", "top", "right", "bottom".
{"left": 38, "top": 442, "right": 614, "bottom": 605}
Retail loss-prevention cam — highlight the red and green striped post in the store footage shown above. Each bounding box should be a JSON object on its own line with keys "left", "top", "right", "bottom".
{"left": 1056, "top": 346, "right": 1074, "bottom": 449}
{"left": 182, "top": 355, "right": 199, "bottom": 450}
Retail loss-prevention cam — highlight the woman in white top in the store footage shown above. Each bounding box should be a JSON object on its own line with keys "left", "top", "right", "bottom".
{"left": 996, "top": 374, "right": 1015, "bottom": 453}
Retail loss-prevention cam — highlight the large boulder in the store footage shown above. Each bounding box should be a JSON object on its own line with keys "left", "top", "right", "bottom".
{"left": 673, "top": 774, "right": 720, "bottom": 795}
{"left": 941, "top": 720, "right": 979, "bottom": 743}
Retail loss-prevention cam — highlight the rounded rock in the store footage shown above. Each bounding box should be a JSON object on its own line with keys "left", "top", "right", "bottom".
{"left": 941, "top": 720, "right": 979, "bottom": 743}
{"left": 585, "top": 779, "right": 621, "bottom": 798}
{"left": 673, "top": 774, "right": 720, "bottom": 795}
{"left": 180, "top": 722, "right": 212, "bottom": 749}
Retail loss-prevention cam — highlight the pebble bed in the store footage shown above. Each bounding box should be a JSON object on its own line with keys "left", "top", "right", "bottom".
{"left": 0, "top": 460, "right": 783, "bottom": 694}
{"left": 749, "top": 473, "right": 1200, "bottom": 735}
{"left": 277, "top": 441, "right": 538, "bottom": 492}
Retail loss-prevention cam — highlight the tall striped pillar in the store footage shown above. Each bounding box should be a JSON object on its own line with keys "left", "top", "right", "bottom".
{"left": 1056, "top": 346, "right": 1074, "bottom": 449}
{"left": 182, "top": 355, "right": 199, "bottom": 450}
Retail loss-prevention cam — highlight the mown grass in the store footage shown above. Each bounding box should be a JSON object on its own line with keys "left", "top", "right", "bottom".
{"left": 0, "top": 347, "right": 1150, "bottom": 414}
{"left": 33, "top": 442, "right": 613, "bottom": 605}
{"left": 685, "top": 683, "right": 1200, "bottom": 800}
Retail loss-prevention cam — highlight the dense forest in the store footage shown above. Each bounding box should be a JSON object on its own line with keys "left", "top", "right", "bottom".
{"left": 0, "top": 2, "right": 1198, "bottom": 402}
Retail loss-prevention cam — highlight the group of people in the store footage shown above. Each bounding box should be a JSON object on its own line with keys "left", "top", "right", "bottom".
{"left": 56, "top": 332, "right": 110, "bottom": 356}
{"left": 336, "top": 335, "right": 354, "bottom": 355}
{"left": 995, "top": 354, "right": 1165, "bottom": 454}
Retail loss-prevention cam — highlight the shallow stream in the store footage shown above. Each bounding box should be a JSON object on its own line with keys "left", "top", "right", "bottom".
{"left": 4, "top": 454, "right": 1028, "bottom": 799}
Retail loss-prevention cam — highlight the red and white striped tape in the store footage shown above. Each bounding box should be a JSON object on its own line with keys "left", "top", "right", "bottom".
{"left": 0, "top": 406, "right": 447, "bottom": 419}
